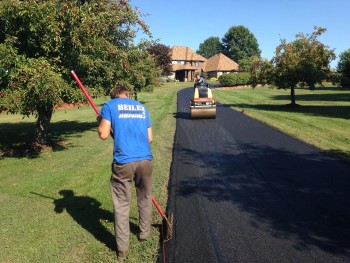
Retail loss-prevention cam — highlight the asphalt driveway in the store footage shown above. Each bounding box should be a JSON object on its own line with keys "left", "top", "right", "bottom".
{"left": 161, "top": 87, "right": 350, "bottom": 263}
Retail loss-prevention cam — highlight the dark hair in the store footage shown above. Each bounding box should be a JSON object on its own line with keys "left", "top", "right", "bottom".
{"left": 110, "top": 85, "right": 129, "bottom": 99}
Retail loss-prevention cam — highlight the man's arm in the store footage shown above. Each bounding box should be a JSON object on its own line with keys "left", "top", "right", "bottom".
{"left": 98, "top": 118, "right": 112, "bottom": 140}
{"left": 148, "top": 127, "right": 153, "bottom": 144}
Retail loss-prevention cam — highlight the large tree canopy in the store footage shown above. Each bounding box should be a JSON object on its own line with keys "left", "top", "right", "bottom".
{"left": 222, "top": 25, "right": 261, "bottom": 62}
{"left": 251, "top": 27, "right": 335, "bottom": 106}
{"left": 197, "top": 37, "right": 223, "bottom": 59}
{"left": 0, "top": 0, "right": 158, "bottom": 144}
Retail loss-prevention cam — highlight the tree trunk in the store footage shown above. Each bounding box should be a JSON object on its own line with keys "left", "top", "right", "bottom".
{"left": 35, "top": 107, "right": 53, "bottom": 145}
{"left": 290, "top": 85, "right": 296, "bottom": 105}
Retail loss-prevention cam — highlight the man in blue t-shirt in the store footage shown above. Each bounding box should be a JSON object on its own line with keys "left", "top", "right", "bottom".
{"left": 98, "top": 86, "right": 153, "bottom": 260}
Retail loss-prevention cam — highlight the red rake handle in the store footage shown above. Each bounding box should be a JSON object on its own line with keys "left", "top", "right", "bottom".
{"left": 152, "top": 197, "right": 166, "bottom": 218}
{"left": 71, "top": 70, "right": 100, "bottom": 116}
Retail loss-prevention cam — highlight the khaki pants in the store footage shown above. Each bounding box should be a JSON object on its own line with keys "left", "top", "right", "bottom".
{"left": 110, "top": 160, "right": 152, "bottom": 252}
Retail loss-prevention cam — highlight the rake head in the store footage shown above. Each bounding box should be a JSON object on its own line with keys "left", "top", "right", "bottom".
{"left": 163, "top": 212, "right": 174, "bottom": 241}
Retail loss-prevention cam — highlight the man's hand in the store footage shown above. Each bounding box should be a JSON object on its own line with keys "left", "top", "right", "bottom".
{"left": 96, "top": 115, "right": 102, "bottom": 123}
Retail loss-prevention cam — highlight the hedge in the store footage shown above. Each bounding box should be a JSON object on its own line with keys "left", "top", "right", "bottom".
{"left": 218, "top": 72, "right": 251, "bottom": 86}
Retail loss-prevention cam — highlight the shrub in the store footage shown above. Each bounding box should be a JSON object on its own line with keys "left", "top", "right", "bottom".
{"left": 218, "top": 72, "right": 251, "bottom": 86}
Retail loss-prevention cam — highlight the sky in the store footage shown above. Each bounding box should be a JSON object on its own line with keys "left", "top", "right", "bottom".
{"left": 129, "top": 0, "right": 350, "bottom": 69}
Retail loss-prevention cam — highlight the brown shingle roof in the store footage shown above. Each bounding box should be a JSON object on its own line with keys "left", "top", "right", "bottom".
{"left": 171, "top": 64, "right": 198, "bottom": 71}
{"left": 169, "top": 46, "right": 206, "bottom": 62}
{"left": 204, "top": 53, "right": 239, "bottom": 72}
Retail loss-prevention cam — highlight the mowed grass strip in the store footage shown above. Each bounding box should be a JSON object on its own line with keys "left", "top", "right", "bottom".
{"left": 213, "top": 85, "right": 350, "bottom": 162}
{"left": 0, "top": 82, "right": 188, "bottom": 263}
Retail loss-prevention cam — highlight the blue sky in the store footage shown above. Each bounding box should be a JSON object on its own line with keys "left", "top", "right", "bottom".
{"left": 130, "top": 0, "right": 349, "bottom": 68}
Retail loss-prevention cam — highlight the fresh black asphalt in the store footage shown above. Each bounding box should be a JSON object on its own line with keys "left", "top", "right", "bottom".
{"left": 160, "top": 87, "right": 350, "bottom": 263}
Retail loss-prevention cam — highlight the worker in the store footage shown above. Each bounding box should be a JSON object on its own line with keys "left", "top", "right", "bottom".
{"left": 98, "top": 85, "right": 153, "bottom": 261}
{"left": 194, "top": 73, "right": 204, "bottom": 88}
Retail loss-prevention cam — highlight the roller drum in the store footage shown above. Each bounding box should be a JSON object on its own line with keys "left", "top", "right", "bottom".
{"left": 190, "top": 107, "right": 216, "bottom": 119}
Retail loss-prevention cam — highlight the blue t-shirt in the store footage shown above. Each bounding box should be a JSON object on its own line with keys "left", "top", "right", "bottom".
{"left": 100, "top": 98, "right": 152, "bottom": 164}
{"left": 195, "top": 77, "right": 204, "bottom": 85}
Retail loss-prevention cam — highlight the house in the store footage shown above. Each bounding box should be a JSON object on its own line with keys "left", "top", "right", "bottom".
{"left": 169, "top": 46, "right": 239, "bottom": 82}
{"left": 204, "top": 53, "right": 239, "bottom": 79}
{"left": 168, "top": 46, "right": 206, "bottom": 82}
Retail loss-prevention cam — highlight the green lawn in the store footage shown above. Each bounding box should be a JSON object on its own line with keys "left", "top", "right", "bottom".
{"left": 0, "top": 82, "right": 188, "bottom": 263}
{"left": 1, "top": 82, "right": 349, "bottom": 262}
{"left": 213, "top": 85, "right": 350, "bottom": 163}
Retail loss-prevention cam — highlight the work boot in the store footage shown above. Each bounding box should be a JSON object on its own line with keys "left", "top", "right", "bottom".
{"left": 117, "top": 251, "right": 128, "bottom": 261}
{"left": 138, "top": 235, "right": 147, "bottom": 243}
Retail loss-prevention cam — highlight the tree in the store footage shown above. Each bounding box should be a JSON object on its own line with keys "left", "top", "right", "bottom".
{"left": 0, "top": 0, "right": 156, "bottom": 144}
{"left": 251, "top": 27, "right": 336, "bottom": 106}
{"left": 127, "top": 44, "right": 160, "bottom": 100}
{"left": 197, "top": 37, "right": 223, "bottom": 59}
{"left": 147, "top": 43, "right": 172, "bottom": 76}
{"left": 337, "top": 48, "right": 350, "bottom": 88}
{"left": 237, "top": 57, "right": 260, "bottom": 72}
{"left": 250, "top": 57, "right": 273, "bottom": 86}
{"left": 222, "top": 25, "right": 261, "bottom": 62}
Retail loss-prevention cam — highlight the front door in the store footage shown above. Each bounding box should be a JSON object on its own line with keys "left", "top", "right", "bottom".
{"left": 175, "top": 70, "right": 185, "bottom": 82}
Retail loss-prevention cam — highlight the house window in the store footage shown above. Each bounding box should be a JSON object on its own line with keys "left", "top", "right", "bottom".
{"left": 172, "top": 60, "right": 184, "bottom": 64}
{"left": 194, "top": 61, "right": 199, "bottom": 66}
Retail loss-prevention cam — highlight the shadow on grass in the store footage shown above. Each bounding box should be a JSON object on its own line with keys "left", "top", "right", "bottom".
{"left": 219, "top": 103, "right": 350, "bottom": 120}
{"left": 272, "top": 92, "right": 350, "bottom": 103}
{"left": 31, "top": 190, "right": 141, "bottom": 252}
{"left": 295, "top": 86, "right": 349, "bottom": 92}
{"left": 53, "top": 190, "right": 117, "bottom": 251}
{"left": 31, "top": 190, "right": 162, "bottom": 252}
{"left": 0, "top": 120, "right": 97, "bottom": 159}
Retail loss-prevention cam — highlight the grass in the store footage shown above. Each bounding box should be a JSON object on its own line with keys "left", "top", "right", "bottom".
{"left": 213, "top": 85, "right": 350, "bottom": 163}
{"left": 0, "top": 82, "right": 188, "bottom": 263}
{"left": 2, "top": 81, "right": 349, "bottom": 262}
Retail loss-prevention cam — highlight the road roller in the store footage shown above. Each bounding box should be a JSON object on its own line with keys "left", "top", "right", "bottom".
{"left": 190, "top": 83, "right": 216, "bottom": 119}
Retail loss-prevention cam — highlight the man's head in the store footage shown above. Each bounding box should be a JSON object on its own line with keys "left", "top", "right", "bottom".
{"left": 110, "top": 85, "right": 130, "bottom": 99}
{"left": 195, "top": 73, "right": 200, "bottom": 80}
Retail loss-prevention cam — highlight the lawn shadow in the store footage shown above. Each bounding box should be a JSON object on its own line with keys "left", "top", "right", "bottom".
{"left": 219, "top": 102, "right": 350, "bottom": 120}
{"left": 296, "top": 86, "right": 349, "bottom": 92}
{"left": 272, "top": 92, "right": 350, "bottom": 103}
{"left": 0, "top": 120, "right": 97, "bottom": 159}
{"left": 31, "top": 190, "right": 140, "bottom": 252}
{"left": 53, "top": 190, "right": 116, "bottom": 251}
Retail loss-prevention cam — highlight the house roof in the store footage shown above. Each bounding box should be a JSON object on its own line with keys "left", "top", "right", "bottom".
{"left": 204, "top": 53, "right": 239, "bottom": 72}
{"left": 171, "top": 64, "right": 198, "bottom": 71}
{"left": 169, "top": 46, "right": 206, "bottom": 62}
